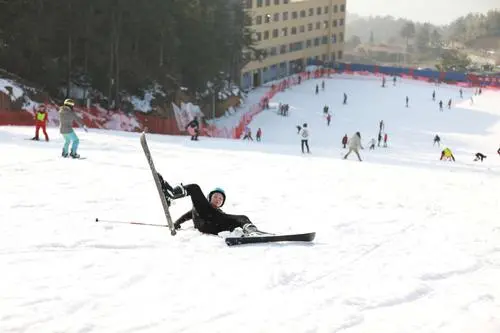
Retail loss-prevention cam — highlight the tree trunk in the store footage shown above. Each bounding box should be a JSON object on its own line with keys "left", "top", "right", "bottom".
{"left": 108, "top": 10, "right": 115, "bottom": 110}
{"left": 114, "top": 9, "right": 122, "bottom": 110}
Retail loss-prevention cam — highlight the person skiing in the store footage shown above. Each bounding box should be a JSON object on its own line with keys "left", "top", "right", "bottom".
{"left": 59, "top": 98, "right": 86, "bottom": 158}
{"left": 405, "top": 96, "right": 409, "bottom": 107}
{"left": 343, "top": 93, "right": 347, "bottom": 105}
{"left": 440, "top": 147, "right": 455, "bottom": 161}
{"left": 369, "top": 138, "right": 376, "bottom": 150}
{"left": 32, "top": 106, "right": 49, "bottom": 141}
{"left": 299, "top": 123, "right": 310, "bottom": 154}
{"left": 377, "top": 132, "right": 382, "bottom": 147}
{"left": 497, "top": 146, "right": 500, "bottom": 156}
{"left": 383, "top": 133, "right": 388, "bottom": 147}
{"left": 242, "top": 127, "right": 253, "bottom": 141}
{"left": 256, "top": 128, "right": 262, "bottom": 142}
{"left": 342, "top": 134, "right": 348, "bottom": 148}
{"left": 432, "top": 91, "right": 436, "bottom": 101}
{"left": 186, "top": 117, "right": 200, "bottom": 141}
{"left": 326, "top": 113, "right": 331, "bottom": 126}
{"left": 323, "top": 105, "right": 329, "bottom": 115}
{"left": 473, "top": 152, "right": 487, "bottom": 162}
{"left": 439, "top": 100, "right": 443, "bottom": 111}
{"left": 433, "top": 134, "right": 441, "bottom": 146}
{"left": 158, "top": 175, "right": 259, "bottom": 236}
{"left": 344, "top": 132, "right": 363, "bottom": 161}
{"left": 315, "top": 84, "right": 319, "bottom": 95}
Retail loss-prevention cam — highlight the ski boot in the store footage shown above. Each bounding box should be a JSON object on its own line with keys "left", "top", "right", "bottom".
{"left": 62, "top": 149, "right": 69, "bottom": 158}
{"left": 70, "top": 151, "right": 80, "bottom": 159}
{"left": 157, "top": 172, "right": 187, "bottom": 200}
{"left": 242, "top": 223, "right": 259, "bottom": 236}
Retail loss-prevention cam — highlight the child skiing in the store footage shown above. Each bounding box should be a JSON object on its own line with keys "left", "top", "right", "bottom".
{"left": 369, "top": 138, "right": 376, "bottom": 150}
{"left": 59, "top": 99, "right": 86, "bottom": 158}
{"left": 299, "top": 123, "right": 310, "bottom": 154}
{"left": 186, "top": 117, "right": 200, "bottom": 141}
{"left": 342, "top": 134, "right": 348, "bottom": 148}
{"left": 344, "top": 132, "right": 363, "bottom": 161}
{"left": 433, "top": 135, "right": 441, "bottom": 146}
{"left": 256, "top": 128, "right": 262, "bottom": 142}
{"left": 157, "top": 174, "right": 260, "bottom": 236}
{"left": 440, "top": 148, "right": 455, "bottom": 161}
{"left": 32, "top": 106, "right": 49, "bottom": 141}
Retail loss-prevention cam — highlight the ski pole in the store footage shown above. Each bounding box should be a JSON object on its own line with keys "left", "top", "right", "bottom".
{"left": 95, "top": 218, "right": 168, "bottom": 228}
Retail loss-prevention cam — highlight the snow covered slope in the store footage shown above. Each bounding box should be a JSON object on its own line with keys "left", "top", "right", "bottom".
{"left": 1, "top": 75, "right": 500, "bottom": 333}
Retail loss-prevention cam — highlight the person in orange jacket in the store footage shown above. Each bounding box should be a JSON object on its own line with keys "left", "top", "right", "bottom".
{"left": 32, "top": 106, "right": 49, "bottom": 141}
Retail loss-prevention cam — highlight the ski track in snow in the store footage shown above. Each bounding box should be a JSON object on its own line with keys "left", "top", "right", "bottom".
{"left": 2, "top": 76, "right": 500, "bottom": 333}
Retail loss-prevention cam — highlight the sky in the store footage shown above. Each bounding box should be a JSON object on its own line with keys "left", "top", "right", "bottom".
{"left": 2, "top": 72, "right": 500, "bottom": 332}
{"left": 347, "top": 0, "right": 499, "bottom": 25}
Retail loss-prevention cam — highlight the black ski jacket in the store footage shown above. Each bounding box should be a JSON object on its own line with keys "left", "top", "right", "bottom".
{"left": 174, "top": 206, "right": 223, "bottom": 232}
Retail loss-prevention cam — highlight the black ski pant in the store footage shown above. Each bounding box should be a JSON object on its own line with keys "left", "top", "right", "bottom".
{"left": 184, "top": 184, "right": 252, "bottom": 235}
{"left": 301, "top": 140, "right": 310, "bottom": 153}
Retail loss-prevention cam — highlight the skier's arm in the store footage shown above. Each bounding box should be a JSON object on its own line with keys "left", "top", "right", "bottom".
{"left": 174, "top": 210, "right": 192, "bottom": 229}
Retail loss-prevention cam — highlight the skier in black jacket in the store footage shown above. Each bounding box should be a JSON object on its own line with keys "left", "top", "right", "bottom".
{"left": 158, "top": 173, "right": 258, "bottom": 235}
{"left": 186, "top": 117, "right": 200, "bottom": 141}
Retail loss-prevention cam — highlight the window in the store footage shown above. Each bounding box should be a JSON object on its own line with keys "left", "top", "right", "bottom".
{"left": 340, "top": 4, "right": 345, "bottom": 12}
{"left": 324, "top": 20, "right": 329, "bottom": 28}
{"left": 306, "top": 39, "right": 312, "bottom": 47}
{"left": 339, "top": 18, "right": 344, "bottom": 26}
{"left": 264, "top": 31, "right": 269, "bottom": 39}
{"left": 265, "top": 0, "right": 270, "bottom": 6}
{"left": 255, "top": 16, "right": 262, "bottom": 24}
{"left": 339, "top": 32, "right": 344, "bottom": 42}
{"left": 291, "top": 27, "right": 297, "bottom": 35}
{"left": 264, "top": 14, "right": 271, "bottom": 23}
{"left": 331, "top": 52, "right": 336, "bottom": 61}
{"left": 324, "top": 6, "right": 329, "bottom": 14}
{"left": 338, "top": 50, "right": 343, "bottom": 59}
{"left": 283, "top": 0, "right": 289, "bottom": 3}
{"left": 322, "top": 36, "right": 328, "bottom": 44}
{"left": 274, "top": 0, "right": 280, "bottom": 4}
{"left": 333, "top": 19, "right": 337, "bottom": 27}
{"left": 281, "top": 27, "right": 288, "bottom": 36}
{"left": 272, "top": 29, "right": 279, "bottom": 38}
{"left": 322, "top": 54, "right": 327, "bottom": 61}
{"left": 283, "top": 12, "right": 288, "bottom": 20}
{"left": 257, "top": 0, "right": 263, "bottom": 8}
{"left": 316, "top": 22, "right": 321, "bottom": 29}
{"left": 333, "top": 5, "right": 338, "bottom": 13}
{"left": 273, "top": 13, "right": 279, "bottom": 21}
{"left": 289, "top": 41, "right": 304, "bottom": 52}
{"left": 314, "top": 38, "right": 320, "bottom": 46}
{"left": 269, "top": 47, "right": 277, "bottom": 56}
{"left": 245, "top": 0, "right": 252, "bottom": 9}
{"left": 292, "top": 11, "right": 297, "bottom": 19}
{"left": 316, "top": 7, "right": 322, "bottom": 15}
{"left": 308, "top": 23, "right": 313, "bottom": 31}
{"left": 280, "top": 45, "right": 287, "bottom": 54}
{"left": 300, "top": 10, "right": 306, "bottom": 18}
{"left": 332, "top": 34, "right": 336, "bottom": 43}
{"left": 308, "top": 8, "right": 314, "bottom": 16}
{"left": 255, "top": 32, "right": 262, "bottom": 41}
{"left": 299, "top": 25, "right": 305, "bottom": 33}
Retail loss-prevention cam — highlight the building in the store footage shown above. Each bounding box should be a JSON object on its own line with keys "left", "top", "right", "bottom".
{"left": 241, "top": 0, "right": 346, "bottom": 89}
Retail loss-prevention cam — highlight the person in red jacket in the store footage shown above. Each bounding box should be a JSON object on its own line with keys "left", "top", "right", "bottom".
{"left": 32, "top": 106, "right": 49, "bottom": 141}
{"left": 256, "top": 128, "right": 262, "bottom": 142}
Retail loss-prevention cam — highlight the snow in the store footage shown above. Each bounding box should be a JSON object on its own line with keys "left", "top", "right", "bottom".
{"left": 0, "top": 78, "right": 26, "bottom": 100}
{"left": 2, "top": 75, "right": 500, "bottom": 333}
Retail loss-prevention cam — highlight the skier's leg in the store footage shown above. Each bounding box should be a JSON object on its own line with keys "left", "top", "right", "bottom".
{"left": 42, "top": 123, "right": 49, "bottom": 141}
{"left": 355, "top": 149, "right": 362, "bottom": 161}
{"left": 35, "top": 123, "right": 41, "bottom": 139}
{"left": 70, "top": 131, "right": 80, "bottom": 155}
{"left": 62, "top": 133, "right": 71, "bottom": 156}
{"left": 305, "top": 140, "right": 310, "bottom": 153}
{"left": 301, "top": 140, "right": 305, "bottom": 153}
{"left": 344, "top": 148, "right": 352, "bottom": 159}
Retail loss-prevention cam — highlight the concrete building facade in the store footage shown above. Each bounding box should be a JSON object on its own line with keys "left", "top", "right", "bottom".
{"left": 241, "top": 0, "right": 346, "bottom": 89}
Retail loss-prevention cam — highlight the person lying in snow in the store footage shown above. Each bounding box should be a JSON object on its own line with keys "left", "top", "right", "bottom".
{"left": 157, "top": 173, "right": 259, "bottom": 235}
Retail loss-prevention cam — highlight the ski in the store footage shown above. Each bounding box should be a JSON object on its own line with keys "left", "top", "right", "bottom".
{"left": 225, "top": 232, "right": 315, "bottom": 246}
{"left": 140, "top": 132, "right": 177, "bottom": 236}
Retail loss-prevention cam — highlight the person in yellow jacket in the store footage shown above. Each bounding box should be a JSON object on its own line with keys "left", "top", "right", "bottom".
{"left": 440, "top": 147, "right": 455, "bottom": 161}
{"left": 31, "top": 105, "right": 49, "bottom": 141}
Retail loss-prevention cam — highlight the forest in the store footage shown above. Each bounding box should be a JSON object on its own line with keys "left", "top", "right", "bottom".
{"left": 0, "top": 0, "right": 256, "bottom": 111}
